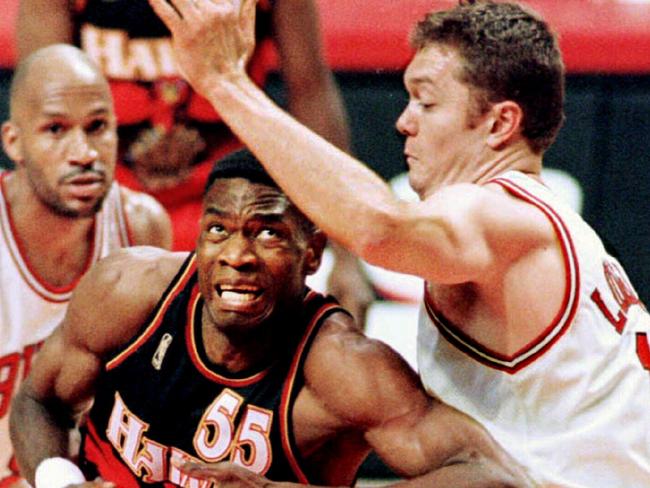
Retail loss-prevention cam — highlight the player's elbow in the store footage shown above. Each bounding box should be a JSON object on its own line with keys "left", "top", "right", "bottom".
{"left": 350, "top": 204, "right": 405, "bottom": 266}
{"left": 447, "top": 449, "right": 534, "bottom": 488}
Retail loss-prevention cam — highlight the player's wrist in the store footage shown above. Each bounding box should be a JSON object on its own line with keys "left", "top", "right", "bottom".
{"left": 34, "top": 457, "right": 86, "bottom": 488}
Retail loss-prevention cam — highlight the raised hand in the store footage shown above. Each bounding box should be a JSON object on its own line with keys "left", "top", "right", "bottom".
{"left": 148, "top": 0, "right": 257, "bottom": 96}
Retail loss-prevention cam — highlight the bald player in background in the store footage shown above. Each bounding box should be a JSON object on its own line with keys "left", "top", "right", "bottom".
{"left": 0, "top": 44, "right": 171, "bottom": 487}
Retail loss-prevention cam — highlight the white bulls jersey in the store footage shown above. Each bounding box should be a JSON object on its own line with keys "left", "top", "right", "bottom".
{"left": 418, "top": 170, "right": 650, "bottom": 488}
{"left": 0, "top": 173, "right": 132, "bottom": 486}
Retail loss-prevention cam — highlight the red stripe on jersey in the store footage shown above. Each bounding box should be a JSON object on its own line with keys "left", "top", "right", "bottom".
{"left": 185, "top": 287, "right": 270, "bottom": 386}
{"left": 425, "top": 176, "right": 580, "bottom": 373}
{"left": 107, "top": 254, "right": 197, "bottom": 370}
{"left": 0, "top": 174, "right": 96, "bottom": 302}
{"left": 279, "top": 292, "right": 341, "bottom": 482}
{"left": 0, "top": 475, "right": 22, "bottom": 488}
{"left": 83, "top": 420, "right": 141, "bottom": 488}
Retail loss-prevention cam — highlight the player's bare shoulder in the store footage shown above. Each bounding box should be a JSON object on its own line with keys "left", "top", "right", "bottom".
{"left": 91, "top": 246, "right": 186, "bottom": 303}
{"left": 303, "top": 310, "right": 426, "bottom": 425}
{"left": 119, "top": 185, "right": 173, "bottom": 248}
{"left": 67, "top": 248, "right": 188, "bottom": 352}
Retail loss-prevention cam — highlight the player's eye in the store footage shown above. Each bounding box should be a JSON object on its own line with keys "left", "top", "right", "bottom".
{"left": 87, "top": 119, "right": 108, "bottom": 134}
{"left": 45, "top": 123, "right": 65, "bottom": 135}
{"left": 208, "top": 224, "right": 227, "bottom": 236}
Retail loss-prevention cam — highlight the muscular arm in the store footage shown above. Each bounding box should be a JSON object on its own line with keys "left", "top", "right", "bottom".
{"left": 272, "top": 0, "right": 350, "bottom": 152}
{"left": 121, "top": 187, "right": 173, "bottom": 249}
{"left": 9, "top": 247, "right": 182, "bottom": 484}
{"left": 300, "top": 315, "right": 534, "bottom": 487}
{"left": 17, "top": 0, "right": 75, "bottom": 59}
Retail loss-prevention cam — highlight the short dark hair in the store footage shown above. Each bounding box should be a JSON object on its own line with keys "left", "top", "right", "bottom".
{"left": 204, "top": 149, "right": 316, "bottom": 233}
{"left": 411, "top": 0, "right": 565, "bottom": 153}
{"left": 205, "top": 148, "right": 279, "bottom": 193}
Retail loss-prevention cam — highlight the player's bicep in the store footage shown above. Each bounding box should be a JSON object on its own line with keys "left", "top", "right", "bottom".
{"left": 304, "top": 319, "right": 430, "bottom": 430}
{"left": 367, "top": 186, "right": 494, "bottom": 284}
{"left": 24, "top": 323, "right": 100, "bottom": 409}
{"left": 399, "top": 184, "right": 549, "bottom": 284}
{"left": 26, "top": 248, "right": 167, "bottom": 404}
{"left": 365, "top": 397, "right": 479, "bottom": 476}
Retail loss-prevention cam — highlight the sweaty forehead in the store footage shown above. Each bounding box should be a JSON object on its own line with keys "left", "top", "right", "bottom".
{"left": 205, "top": 178, "right": 292, "bottom": 217}
{"left": 404, "top": 44, "right": 460, "bottom": 89}
{"left": 13, "top": 57, "right": 111, "bottom": 119}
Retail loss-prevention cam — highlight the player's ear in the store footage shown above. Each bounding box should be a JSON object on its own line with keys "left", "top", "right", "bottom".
{"left": 486, "top": 100, "right": 523, "bottom": 149}
{"left": 304, "top": 229, "right": 327, "bottom": 276}
{"left": 1, "top": 121, "right": 23, "bottom": 165}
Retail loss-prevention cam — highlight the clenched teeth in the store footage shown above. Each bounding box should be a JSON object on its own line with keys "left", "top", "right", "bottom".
{"left": 217, "top": 284, "right": 262, "bottom": 303}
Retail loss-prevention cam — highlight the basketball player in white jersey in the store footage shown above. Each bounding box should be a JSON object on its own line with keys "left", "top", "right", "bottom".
{"left": 0, "top": 44, "right": 171, "bottom": 486}
{"left": 148, "top": 0, "right": 650, "bottom": 486}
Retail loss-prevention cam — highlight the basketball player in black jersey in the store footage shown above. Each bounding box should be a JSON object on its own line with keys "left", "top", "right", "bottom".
{"left": 10, "top": 150, "right": 532, "bottom": 487}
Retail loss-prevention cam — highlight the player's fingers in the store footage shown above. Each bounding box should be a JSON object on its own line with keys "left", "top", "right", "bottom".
{"left": 239, "top": 0, "right": 257, "bottom": 44}
{"left": 240, "top": 0, "right": 257, "bottom": 25}
{"left": 148, "top": 0, "right": 185, "bottom": 30}
{"left": 174, "top": 461, "right": 224, "bottom": 480}
{"left": 193, "top": 0, "right": 238, "bottom": 17}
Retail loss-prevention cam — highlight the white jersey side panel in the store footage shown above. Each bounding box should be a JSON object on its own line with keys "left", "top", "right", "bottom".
{"left": 0, "top": 176, "right": 131, "bottom": 483}
{"left": 418, "top": 170, "right": 650, "bottom": 487}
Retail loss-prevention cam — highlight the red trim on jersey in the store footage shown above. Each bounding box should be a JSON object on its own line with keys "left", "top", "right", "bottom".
{"left": 106, "top": 255, "right": 197, "bottom": 370}
{"left": 83, "top": 420, "right": 141, "bottom": 488}
{"left": 116, "top": 187, "right": 134, "bottom": 247}
{"left": 0, "top": 173, "right": 98, "bottom": 302}
{"left": 74, "top": 0, "right": 88, "bottom": 12}
{"left": 424, "top": 175, "right": 580, "bottom": 373}
{"left": 186, "top": 286, "right": 271, "bottom": 386}
{"left": 279, "top": 291, "right": 341, "bottom": 483}
{"left": 0, "top": 475, "right": 22, "bottom": 488}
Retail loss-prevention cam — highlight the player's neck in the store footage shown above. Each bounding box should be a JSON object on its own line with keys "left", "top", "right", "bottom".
{"left": 474, "top": 143, "right": 542, "bottom": 186}
{"left": 201, "top": 311, "right": 300, "bottom": 374}
{"left": 4, "top": 174, "right": 97, "bottom": 287}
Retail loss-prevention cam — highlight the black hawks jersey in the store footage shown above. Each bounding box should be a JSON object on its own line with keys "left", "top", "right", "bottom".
{"left": 79, "top": 253, "right": 343, "bottom": 486}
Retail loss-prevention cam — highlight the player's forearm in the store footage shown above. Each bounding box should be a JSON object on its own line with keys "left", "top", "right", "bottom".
{"left": 9, "top": 386, "right": 75, "bottom": 484}
{"left": 16, "top": 0, "right": 75, "bottom": 59}
{"left": 285, "top": 74, "right": 352, "bottom": 154}
{"left": 205, "top": 74, "right": 396, "bottom": 259}
{"left": 388, "top": 460, "right": 536, "bottom": 488}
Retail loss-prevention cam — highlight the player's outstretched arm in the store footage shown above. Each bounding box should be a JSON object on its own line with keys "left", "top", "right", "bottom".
{"left": 148, "top": 0, "right": 549, "bottom": 287}
{"left": 9, "top": 247, "right": 182, "bottom": 485}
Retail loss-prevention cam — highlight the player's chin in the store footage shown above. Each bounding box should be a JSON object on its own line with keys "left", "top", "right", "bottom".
{"left": 207, "top": 299, "right": 275, "bottom": 331}
{"left": 67, "top": 199, "right": 105, "bottom": 218}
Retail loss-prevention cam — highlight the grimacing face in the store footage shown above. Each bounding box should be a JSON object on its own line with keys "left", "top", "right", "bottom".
{"left": 6, "top": 65, "right": 117, "bottom": 218}
{"left": 197, "top": 177, "right": 323, "bottom": 334}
